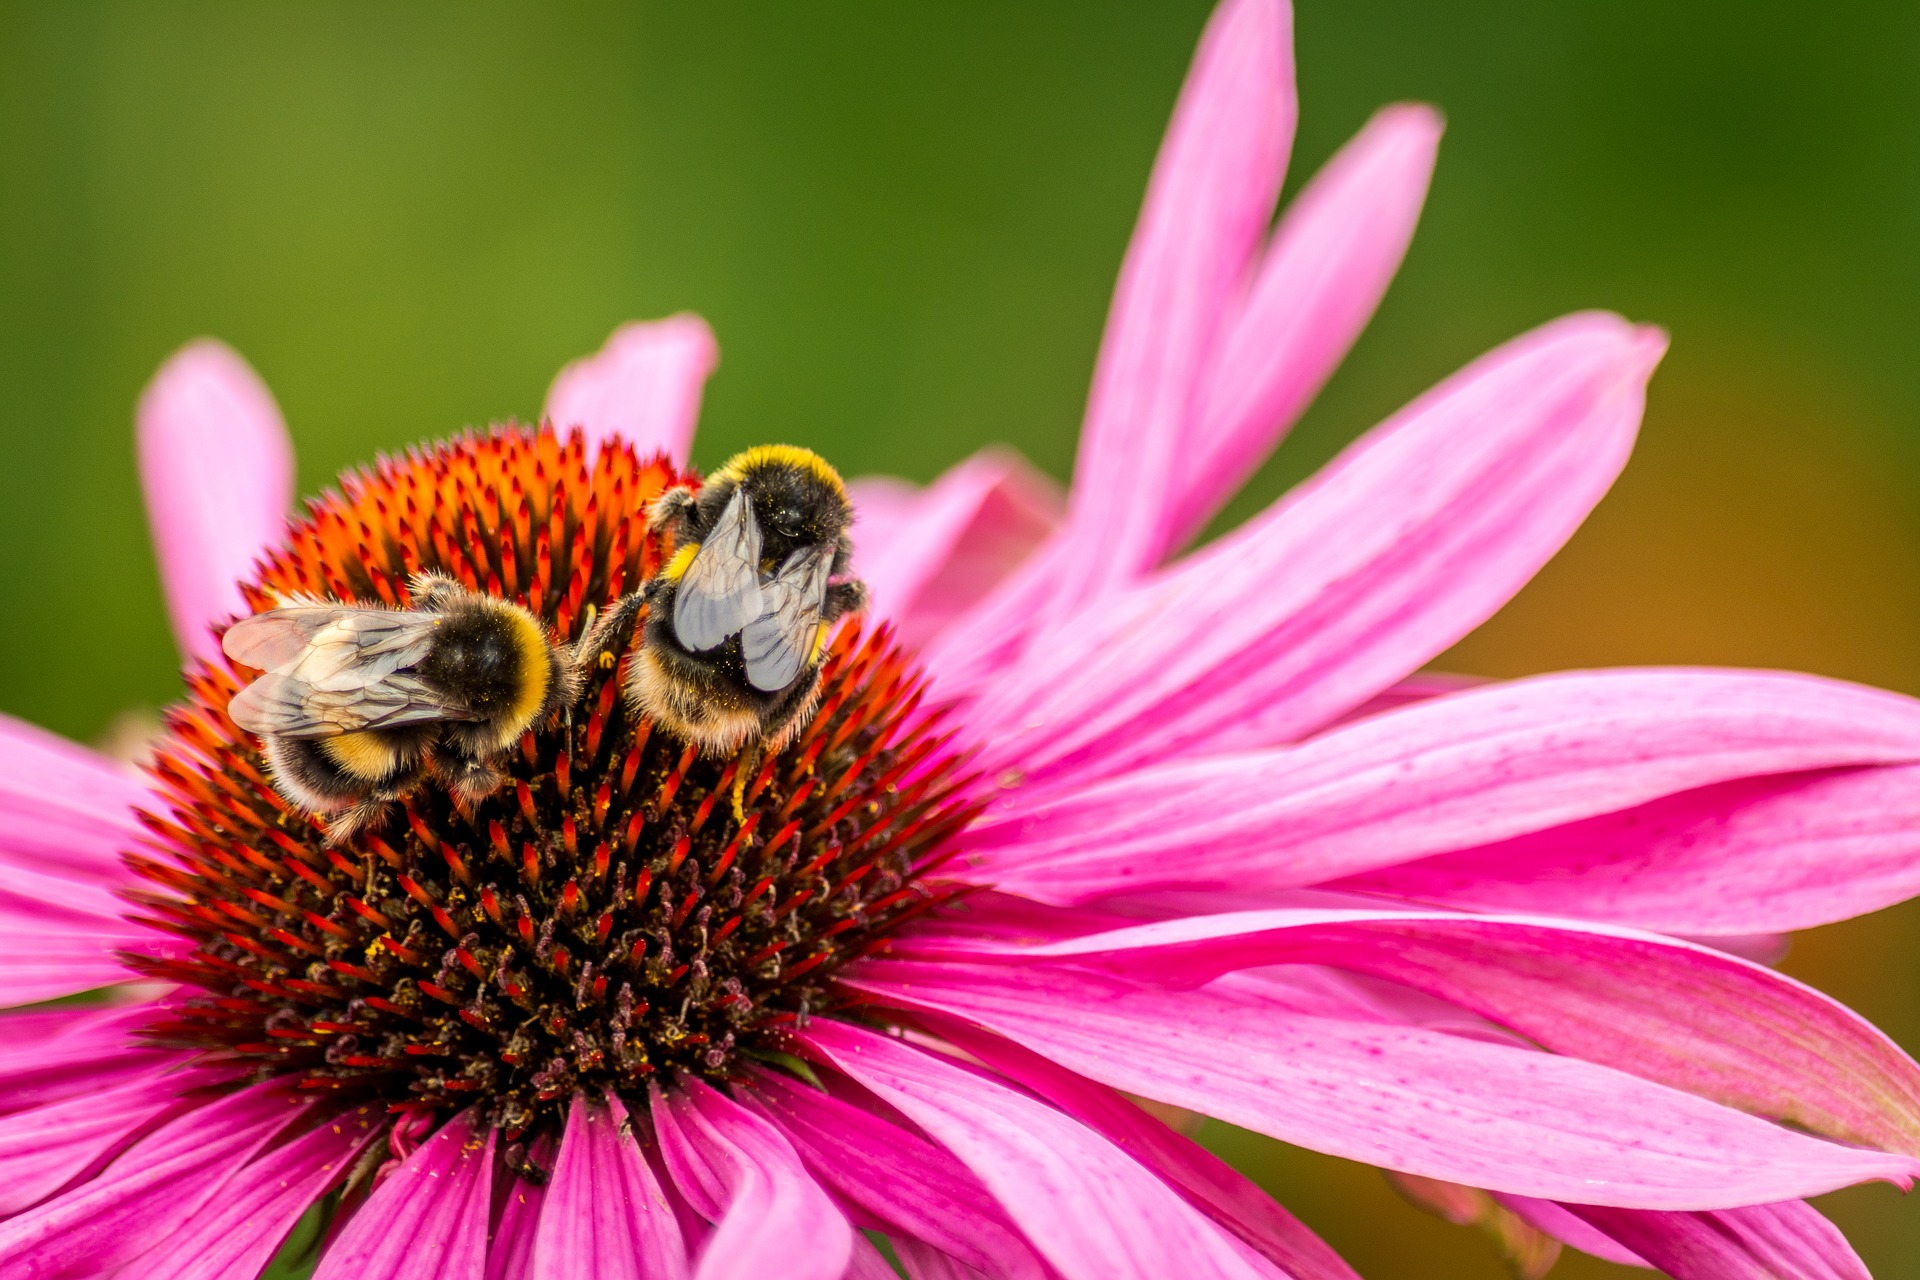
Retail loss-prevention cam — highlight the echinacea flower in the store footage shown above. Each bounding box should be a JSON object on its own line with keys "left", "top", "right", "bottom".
{"left": 8, "top": 2, "right": 1920, "bottom": 1279}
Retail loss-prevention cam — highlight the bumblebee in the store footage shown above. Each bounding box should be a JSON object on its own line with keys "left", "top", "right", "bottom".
{"left": 222, "top": 573, "right": 579, "bottom": 837}
{"left": 593, "top": 445, "right": 867, "bottom": 755}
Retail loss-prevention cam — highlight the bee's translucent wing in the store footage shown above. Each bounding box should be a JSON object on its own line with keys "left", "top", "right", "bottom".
{"left": 673, "top": 487, "right": 765, "bottom": 652}
{"left": 226, "top": 608, "right": 469, "bottom": 739}
{"left": 741, "top": 544, "right": 834, "bottom": 692}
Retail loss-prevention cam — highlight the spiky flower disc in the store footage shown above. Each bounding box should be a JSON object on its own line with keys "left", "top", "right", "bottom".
{"left": 122, "top": 425, "right": 974, "bottom": 1145}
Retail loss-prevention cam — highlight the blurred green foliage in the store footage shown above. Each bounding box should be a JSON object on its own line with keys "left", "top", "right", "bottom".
{"left": 4, "top": 2, "right": 1920, "bottom": 1275}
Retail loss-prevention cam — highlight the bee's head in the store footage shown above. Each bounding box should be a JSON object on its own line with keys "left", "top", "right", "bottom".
{"left": 713, "top": 444, "right": 853, "bottom": 554}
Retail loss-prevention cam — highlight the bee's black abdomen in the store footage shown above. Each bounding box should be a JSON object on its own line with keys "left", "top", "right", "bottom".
{"left": 421, "top": 608, "right": 526, "bottom": 711}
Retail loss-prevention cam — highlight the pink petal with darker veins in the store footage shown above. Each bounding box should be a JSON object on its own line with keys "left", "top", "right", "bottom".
{"left": 846, "top": 960, "right": 1918, "bottom": 1208}
{"left": 745, "top": 1067, "right": 1046, "bottom": 1280}
{"left": 544, "top": 315, "right": 718, "bottom": 463}
{"left": 137, "top": 339, "right": 294, "bottom": 664}
{"left": 1565, "top": 1199, "right": 1867, "bottom": 1280}
{"left": 1044, "top": 0, "right": 1295, "bottom": 610}
{"left": 1345, "top": 761, "right": 1920, "bottom": 935}
{"left": 315, "top": 1109, "right": 494, "bottom": 1280}
{"left": 801, "top": 1020, "right": 1274, "bottom": 1280}
{"left": 486, "top": 1135, "right": 554, "bottom": 1280}
{"left": 964, "top": 312, "right": 1663, "bottom": 790}
{"left": 1166, "top": 102, "right": 1442, "bottom": 554}
{"left": 967, "top": 669, "right": 1920, "bottom": 903}
{"left": 139, "top": 1102, "right": 385, "bottom": 1280}
{"left": 892, "top": 1238, "right": 992, "bottom": 1279}
{"left": 984, "top": 909, "right": 1920, "bottom": 1154}
{"left": 654, "top": 1079, "right": 851, "bottom": 1280}
{"left": 0, "top": 1079, "right": 312, "bottom": 1277}
{"left": 927, "top": 1016, "right": 1360, "bottom": 1280}
{"left": 530, "top": 1093, "right": 688, "bottom": 1280}
{"left": 848, "top": 450, "right": 1063, "bottom": 650}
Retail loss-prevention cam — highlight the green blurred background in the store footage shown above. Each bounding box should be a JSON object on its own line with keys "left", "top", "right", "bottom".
{"left": 4, "top": 1, "right": 1920, "bottom": 1275}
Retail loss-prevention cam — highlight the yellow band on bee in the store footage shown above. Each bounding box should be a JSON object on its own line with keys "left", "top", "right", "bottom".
{"left": 663, "top": 544, "right": 699, "bottom": 581}
{"left": 322, "top": 730, "right": 402, "bottom": 781}
{"left": 710, "top": 445, "right": 846, "bottom": 495}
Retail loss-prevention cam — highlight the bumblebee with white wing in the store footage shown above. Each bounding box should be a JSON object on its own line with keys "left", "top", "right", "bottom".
{"left": 222, "top": 573, "right": 579, "bottom": 837}
{"left": 589, "top": 445, "right": 867, "bottom": 755}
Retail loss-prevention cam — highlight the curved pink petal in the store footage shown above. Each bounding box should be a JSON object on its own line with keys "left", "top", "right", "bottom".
{"left": 544, "top": 315, "right": 718, "bottom": 463}
{"left": 1166, "top": 103, "right": 1443, "bottom": 553}
{"left": 1565, "top": 1200, "right": 1867, "bottom": 1280}
{"left": 802, "top": 1020, "right": 1276, "bottom": 1280}
{"left": 137, "top": 339, "right": 294, "bottom": 664}
{"left": 967, "top": 669, "right": 1920, "bottom": 903}
{"left": 654, "top": 1079, "right": 851, "bottom": 1280}
{"left": 0, "top": 1065, "right": 187, "bottom": 1215}
{"left": 929, "top": 1017, "right": 1360, "bottom": 1280}
{"left": 890, "top": 1238, "right": 989, "bottom": 1280}
{"left": 139, "top": 1102, "right": 384, "bottom": 1280}
{"left": 1491, "top": 1194, "right": 1650, "bottom": 1267}
{"left": 849, "top": 450, "right": 1064, "bottom": 650}
{"left": 530, "top": 1093, "right": 688, "bottom": 1280}
{"left": 975, "top": 909, "right": 1920, "bottom": 1154}
{"left": 0, "top": 1003, "right": 174, "bottom": 1114}
{"left": 1344, "top": 762, "right": 1920, "bottom": 935}
{"left": 315, "top": 1109, "right": 494, "bottom": 1280}
{"left": 0, "top": 712, "right": 147, "bottom": 887}
{"left": 964, "top": 313, "right": 1666, "bottom": 790}
{"left": 846, "top": 961, "right": 1917, "bottom": 1209}
{"left": 1045, "top": 0, "right": 1295, "bottom": 610}
{"left": 746, "top": 1068, "right": 1046, "bottom": 1280}
{"left": 0, "top": 1080, "right": 312, "bottom": 1275}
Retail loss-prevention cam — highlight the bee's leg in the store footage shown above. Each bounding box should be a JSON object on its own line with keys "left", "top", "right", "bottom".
{"left": 645, "top": 485, "right": 697, "bottom": 539}
{"left": 437, "top": 750, "right": 505, "bottom": 808}
{"left": 404, "top": 570, "right": 467, "bottom": 611}
{"left": 322, "top": 798, "right": 393, "bottom": 844}
{"left": 822, "top": 577, "right": 869, "bottom": 623}
{"left": 731, "top": 743, "right": 760, "bottom": 823}
{"left": 575, "top": 590, "right": 647, "bottom": 684}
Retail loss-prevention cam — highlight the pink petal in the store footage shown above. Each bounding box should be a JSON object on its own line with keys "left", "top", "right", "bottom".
{"left": 0, "top": 1002, "right": 173, "bottom": 1113}
{"left": 1046, "top": 0, "right": 1296, "bottom": 609}
{"left": 1565, "top": 1200, "right": 1867, "bottom": 1280}
{"left": 967, "top": 669, "right": 1920, "bottom": 903}
{"left": 654, "top": 1079, "right": 851, "bottom": 1280}
{"left": 745, "top": 1067, "right": 1046, "bottom": 1280}
{"left": 849, "top": 450, "right": 1064, "bottom": 650}
{"left": 0, "top": 711, "right": 150, "bottom": 887}
{"left": 1489, "top": 1194, "right": 1652, "bottom": 1267}
{"left": 1166, "top": 103, "right": 1443, "bottom": 553}
{"left": 1345, "top": 762, "right": 1920, "bottom": 935}
{"left": 0, "top": 1080, "right": 312, "bottom": 1274}
{"left": 965, "top": 312, "right": 1665, "bottom": 791}
{"left": 138, "top": 1102, "right": 384, "bottom": 1280}
{"left": 892, "top": 1239, "right": 995, "bottom": 1280}
{"left": 531, "top": 1092, "right": 689, "bottom": 1280}
{"left": 544, "top": 315, "right": 718, "bottom": 463}
{"left": 989, "top": 909, "right": 1920, "bottom": 1152}
{"left": 1324, "top": 671, "right": 1489, "bottom": 729}
{"left": 927, "top": 1017, "right": 1360, "bottom": 1280}
{"left": 315, "top": 1109, "right": 494, "bottom": 1280}
{"left": 801, "top": 1020, "right": 1275, "bottom": 1280}
{"left": 485, "top": 1136, "right": 554, "bottom": 1280}
{"left": 0, "top": 1063, "right": 198, "bottom": 1215}
{"left": 845, "top": 960, "right": 1918, "bottom": 1208}
{"left": 137, "top": 339, "right": 294, "bottom": 664}
{"left": 847, "top": 1235, "right": 913, "bottom": 1279}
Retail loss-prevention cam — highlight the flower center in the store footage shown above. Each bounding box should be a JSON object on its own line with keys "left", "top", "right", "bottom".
{"left": 123, "top": 426, "right": 972, "bottom": 1154}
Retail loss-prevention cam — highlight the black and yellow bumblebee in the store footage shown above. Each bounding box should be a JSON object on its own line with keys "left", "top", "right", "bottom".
{"left": 222, "top": 572, "right": 579, "bottom": 837}
{"left": 591, "top": 445, "right": 868, "bottom": 755}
